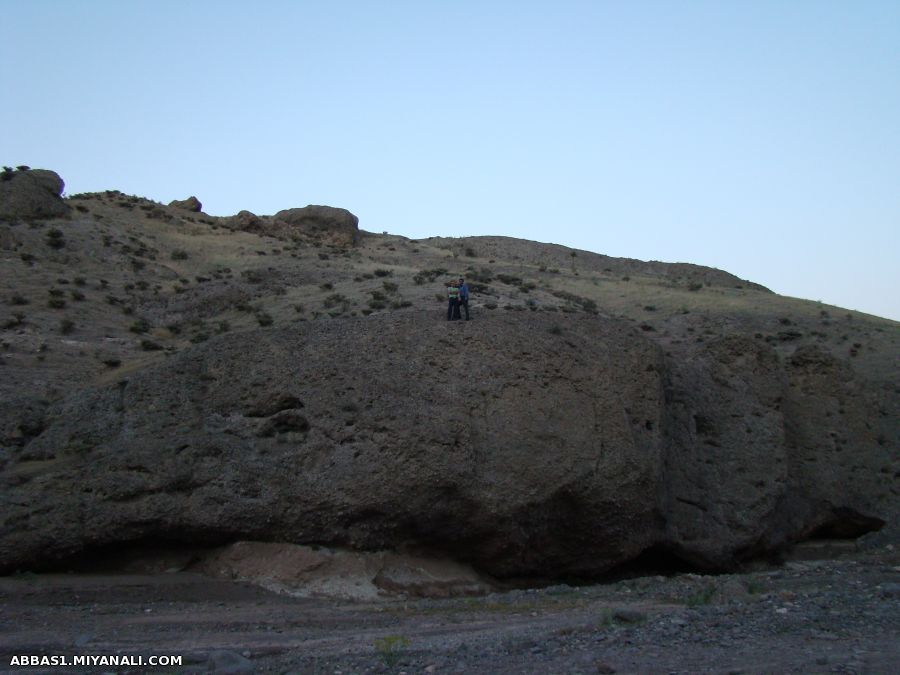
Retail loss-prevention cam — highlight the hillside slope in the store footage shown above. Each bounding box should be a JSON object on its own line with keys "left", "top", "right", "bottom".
{"left": 1, "top": 169, "right": 897, "bottom": 580}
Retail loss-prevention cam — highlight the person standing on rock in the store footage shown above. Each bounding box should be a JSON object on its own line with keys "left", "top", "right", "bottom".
{"left": 446, "top": 280, "right": 461, "bottom": 321}
{"left": 458, "top": 277, "right": 471, "bottom": 321}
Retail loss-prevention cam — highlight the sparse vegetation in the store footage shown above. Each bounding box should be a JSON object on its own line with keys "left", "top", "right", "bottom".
{"left": 171, "top": 249, "right": 189, "bottom": 260}
{"left": 129, "top": 319, "right": 151, "bottom": 334}
{"left": 45, "top": 229, "right": 65, "bottom": 249}
{"left": 59, "top": 318, "right": 75, "bottom": 335}
{"left": 373, "top": 635, "right": 410, "bottom": 669}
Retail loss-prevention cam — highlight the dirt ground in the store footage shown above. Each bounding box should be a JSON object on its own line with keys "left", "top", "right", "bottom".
{"left": 1, "top": 545, "right": 897, "bottom": 674}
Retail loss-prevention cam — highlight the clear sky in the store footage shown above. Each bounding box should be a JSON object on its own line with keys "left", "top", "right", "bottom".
{"left": 3, "top": 1, "right": 898, "bottom": 320}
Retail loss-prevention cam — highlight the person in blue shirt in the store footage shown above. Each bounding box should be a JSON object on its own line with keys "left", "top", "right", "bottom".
{"left": 457, "top": 277, "right": 470, "bottom": 320}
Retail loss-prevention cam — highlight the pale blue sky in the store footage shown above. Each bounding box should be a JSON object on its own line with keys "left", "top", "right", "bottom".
{"left": 3, "top": 1, "right": 898, "bottom": 320}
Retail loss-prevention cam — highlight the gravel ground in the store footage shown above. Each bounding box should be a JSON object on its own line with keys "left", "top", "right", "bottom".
{"left": 0, "top": 546, "right": 897, "bottom": 674}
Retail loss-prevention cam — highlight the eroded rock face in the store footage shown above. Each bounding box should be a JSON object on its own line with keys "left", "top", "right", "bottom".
{"left": 0, "top": 313, "right": 665, "bottom": 578}
{"left": 273, "top": 205, "right": 359, "bottom": 246}
{"left": 0, "top": 169, "right": 70, "bottom": 221}
{"left": 0, "top": 314, "right": 894, "bottom": 580}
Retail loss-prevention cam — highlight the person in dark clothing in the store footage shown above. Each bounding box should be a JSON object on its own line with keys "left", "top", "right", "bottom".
{"left": 446, "top": 280, "right": 461, "bottom": 321}
{"left": 457, "top": 277, "right": 470, "bottom": 320}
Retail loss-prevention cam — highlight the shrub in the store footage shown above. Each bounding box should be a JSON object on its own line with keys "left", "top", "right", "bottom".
{"left": 256, "top": 312, "right": 273, "bottom": 326}
{"left": 323, "top": 293, "right": 348, "bottom": 309}
{"left": 688, "top": 282, "right": 703, "bottom": 291}
{"left": 102, "top": 358, "right": 121, "bottom": 368}
{"left": 464, "top": 246, "right": 476, "bottom": 257}
{"left": 73, "top": 277, "right": 86, "bottom": 286}
{"left": 373, "top": 268, "right": 392, "bottom": 277}
{"left": 496, "top": 273, "right": 523, "bottom": 285}
{"left": 19, "top": 253, "right": 35, "bottom": 264}
{"left": 70, "top": 290, "right": 85, "bottom": 301}
{"left": 374, "top": 635, "right": 410, "bottom": 669}
{"left": 3, "top": 312, "right": 25, "bottom": 328}
{"left": 9, "top": 294, "right": 28, "bottom": 306}
{"left": 45, "top": 229, "right": 65, "bottom": 249}
{"left": 47, "top": 297, "right": 66, "bottom": 309}
{"left": 140, "top": 339, "right": 163, "bottom": 351}
{"left": 382, "top": 281, "right": 398, "bottom": 293}
{"left": 413, "top": 268, "right": 447, "bottom": 285}
{"left": 320, "top": 282, "right": 334, "bottom": 291}
{"left": 171, "top": 249, "right": 189, "bottom": 260}
{"left": 129, "top": 318, "right": 151, "bottom": 334}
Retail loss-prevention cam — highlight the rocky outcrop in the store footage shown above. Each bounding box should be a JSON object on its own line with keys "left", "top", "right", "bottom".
{"left": 197, "top": 541, "right": 492, "bottom": 599}
{"left": 168, "top": 196, "right": 202, "bottom": 212}
{"left": 0, "top": 313, "right": 664, "bottom": 578}
{"left": 273, "top": 205, "right": 359, "bottom": 246}
{"left": 0, "top": 168, "right": 70, "bottom": 221}
{"left": 0, "top": 313, "right": 894, "bottom": 580}
{"left": 224, "top": 209, "right": 264, "bottom": 233}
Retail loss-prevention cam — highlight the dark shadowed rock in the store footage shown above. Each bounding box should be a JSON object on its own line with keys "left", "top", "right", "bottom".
{"left": 0, "top": 168, "right": 70, "bottom": 221}
{"left": 273, "top": 205, "right": 359, "bottom": 246}
{"left": 0, "top": 313, "right": 665, "bottom": 578}
{"left": 1, "top": 310, "right": 893, "bottom": 580}
{"left": 168, "top": 196, "right": 202, "bottom": 212}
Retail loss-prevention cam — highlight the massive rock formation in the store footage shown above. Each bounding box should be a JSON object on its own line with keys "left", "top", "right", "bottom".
{"left": 0, "top": 168, "right": 70, "bottom": 221}
{"left": 168, "top": 196, "right": 203, "bottom": 212}
{"left": 1, "top": 313, "right": 894, "bottom": 579}
{"left": 273, "top": 205, "right": 359, "bottom": 246}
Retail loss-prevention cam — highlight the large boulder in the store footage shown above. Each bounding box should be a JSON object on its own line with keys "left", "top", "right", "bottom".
{"left": 0, "top": 313, "right": 894, "bottom": 579}
{"left": 273, "top": 205, "right": 359, "bottom": 246}
{"left": 0, "top": 168, "right": 70, "bottom": 221}
{"left": 0, "top": 313, "right": 665, "bottom": 578}
{"left": 168, "top": 196, "right": 202, "bottom": 212}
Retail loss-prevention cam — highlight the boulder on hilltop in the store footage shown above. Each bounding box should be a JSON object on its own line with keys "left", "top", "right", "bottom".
{"left": 168, "top": 196, "right": 203, "bottom": 212}
{"left": 0, "top": 167, "right": 70, "bottom": 221}
{"left": 274, "top": 205, "right": 359, "bottom": 246}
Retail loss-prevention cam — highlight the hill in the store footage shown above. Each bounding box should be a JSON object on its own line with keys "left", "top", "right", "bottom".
{"left": 1, "top": 168, "right": 897, "bottom": 586}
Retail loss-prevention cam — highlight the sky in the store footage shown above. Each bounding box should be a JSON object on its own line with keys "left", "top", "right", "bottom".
{"left": 3, "top": 1, "right": 898, "bottom": 320}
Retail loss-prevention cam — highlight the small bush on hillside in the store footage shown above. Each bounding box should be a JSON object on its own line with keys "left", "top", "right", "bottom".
{"left": 373, "top": 268, "right": 392, "bottom": 277}
{"left": 256, "top": 312, "right": 273, "bottom": 327}
{"left": 129, "top": 318, "right": 150, "bottom": 333}
{"left": 3, "top": 312, "right": 26, "bottom": 328}
{"left": 45, "top": 229, "right": 65, "bottom": 249}
{"left": 9, "top": 294, "right": 28, "bottom": 306}
{"left": 382, "top": 281, "right": 398, "bottom": 293}
{"left": 47, "top": 297, "right": 66, "bottom": 309}
{"left": 171, "top": 249, "right": 189, "bottom": 260}
{"left": 413, "top": 268, "right": 447, "bottom": 285}
{"left": 323, "top": 293, "right": 348, "bottom": 309}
